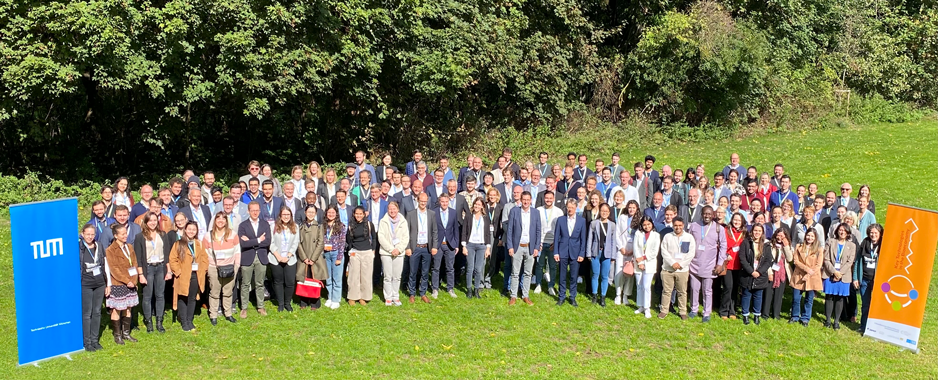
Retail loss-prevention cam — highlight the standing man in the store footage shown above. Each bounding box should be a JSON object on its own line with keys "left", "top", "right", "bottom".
{"left": 679, "top": 188, "right": 703, "bottom": 224}
{"left": 257, "top": 180, "right": 284, "bottom": 231}
{"left": 658, "top": 217, "right": 696, "bottom": 319}
{"left": 491, "top": 148, "right": 521, "bottom": 179}
{"left": 572, "top": 154, "right": 593, "bottom": 184}
{"left": 535, "top": 191, "right": 563, "bottom": 296}
{"left": 238, "top": 201, "right": 271, "bottom": 318}
{"left": 836, "top": 183, "right": 859, "bottom": 213}
{"left": 644, "top": 156, "right": 660, "bottom": 192}
{"left": 596, "top": 167, "right": 616, "bottom": 200}
{"left": 410, "top": 161, "right": 433, "bottom": 190}
{"left": 554, "top": 199, "right": 586, "bottom": 306}
{"left": 687, "top": 207, "right": 726, "bottom": 322}
{"left": 406, "top": 193, "right": 438, "bottom": 303}
{"left": 178, "top": 188, "right": 212, "bottom": 240}
{"left": 505, "top": 191, "right": 542, "bottom": 305}
{"left": 228, "top": 183, "right": 249, "bottom": 222}
{"left": 438, "top": 156, "right": 455, "bottom": 185}
{"left": 644, "top": 192, "right": 666, "bottom": 232}
{"left": 426, "top": 169, "right": 447, "bottom": 209}
{"left": 770, "top": 164, "right": 785, "bottom": 189}
{"left": 394, "top": 176, "right": 417, "bottom": 215}
{"left": 609, "top": 153, "right": 626, "bottom": 185}
{"left": 660, "top": 176, "right": 682, "bottom": 208}
{"left": 711, "top": 172, "right": 732, "bottom": 202}
{"left": 536, "top": 175, "right": 564, "bottom": 208}
{"left": 535, "top": 152, "right": 551, "bottom": 182}
{"left": 200, "top": 171, "right": 216, "bottom": 205}
{"left": 722, "top": 153, "right": 746, "bottom": 181}
{"left": 769, "top": 175, "right": 800, "bottom": 212}
{"left": 633, "top": 162, "right": 653, "bottom": 211}
{"left": 818, "top": 191, "right": 837, "bottom": 235}
{"left": 431, "top": 194, "right": 460, "bottom": 299}
{"left": 405, "top": 150, "right": 423, "bottom": 177}
{"left": 130, "top": 184, "right": 154, "bottom": 223}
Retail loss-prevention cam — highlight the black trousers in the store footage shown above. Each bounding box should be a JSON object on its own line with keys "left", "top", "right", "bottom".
{"left": 270, "top": 262, "right": 297, "bottom": 309}
{"left": 81, "top": 285, "right": 105, "bottom": 345}
{"left": 762, "top": 281, "right": 788, "bottom": 319}
{"left": 177, "top": 271, "right": 199, "bottom": 324}
{"left": 825, "top": 294, "right": 845, "bottom": 323}
{"left": 843, "top": 286, "right": 858, "bottom": 321}
{"left": 720, "top": 270, "right": 741, "bottom": 317}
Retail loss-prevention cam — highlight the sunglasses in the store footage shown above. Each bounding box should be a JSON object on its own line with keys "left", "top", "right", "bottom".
{"left": 841, "top": 188, "right": 850, "bottom": 191}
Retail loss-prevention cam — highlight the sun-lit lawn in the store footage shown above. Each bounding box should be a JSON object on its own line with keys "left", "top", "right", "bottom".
{"left": 0, "top": 118, "right": 936, "bottom": 379}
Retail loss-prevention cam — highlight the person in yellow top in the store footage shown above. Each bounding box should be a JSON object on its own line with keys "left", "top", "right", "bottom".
{"left": 169, "top": 221, "right": 209, "bottom": 331}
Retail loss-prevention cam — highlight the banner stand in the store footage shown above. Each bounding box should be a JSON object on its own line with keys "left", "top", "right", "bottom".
{"left": 19, "top": 349, "right": 84, "bottom": 368}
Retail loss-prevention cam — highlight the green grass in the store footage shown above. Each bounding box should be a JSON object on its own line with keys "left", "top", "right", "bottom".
{"left": 1, "top": 117, "right": 937, "bottom": 379}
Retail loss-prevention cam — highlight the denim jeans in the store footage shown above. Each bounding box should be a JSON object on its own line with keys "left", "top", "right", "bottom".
{"left": 860, "top": 278, "right": 873, "bottom": 331}
{"left": 791, "top": 289, "right": 815, "bottom": 323}
{"left": 141, "top": 264, "right": 166, "bottom": 320}
{"left": 590, "top": 255, "right": 612, "bottom": 297}
{"left": 534, "top": 242, "right": 558, "bottom": 291}
{"left": 324, "top": 251, "right": 344, "bottom": 303}
{"left": 465, "top": 243, "right": 488, "bottom": 290}
{"left": 741, "top": 287, "right": 764, "bottom": 316}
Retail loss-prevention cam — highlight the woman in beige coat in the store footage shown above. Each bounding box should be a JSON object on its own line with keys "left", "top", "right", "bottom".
{"left": 296, "top": 205, "right": 326, "bottom": 309}
{"left": 378, "top": 202, "right": 409, "bottom": 306}
{"left": 789, "top": 229, "right": 823, "bottom": 326}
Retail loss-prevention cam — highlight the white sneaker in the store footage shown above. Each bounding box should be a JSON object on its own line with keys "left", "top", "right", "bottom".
{"left": 393, "top": 300, "right": 402, "bottom": 306}
{"left": 534, "top": 285, "right": 542, "bottom": 294}
{"left": 644, "top": 310, "right": 652, "bottom": 319}
{"left": 432, "top": 290, "right": 439, "bottom": 299}
{"left": 548, "top": 287, "right": 557, "bottom": 297}
{"left": 614, "top": 297, "right": 622, "bottom": 306}
{"left": 324, "top": 300, "right": 333, "bottom": 308}
{"left": 331, "top": 302, "right": 340, "bottom": 310}
{"left": 385, "top": 300, "right": 393, "bottom": 306}
{"left": 634, "top": 307, "right": 644, "bottom": 314}
{"left": 448, "top": 290, "right": 457, "bottom": 298}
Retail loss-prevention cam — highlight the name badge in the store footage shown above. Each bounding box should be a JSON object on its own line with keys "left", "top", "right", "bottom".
{"left": 698, "top": 244, "right": 705, "bottom": 251}
{"left": 418, "top": 231, "right": 427, "bottom": 240}
{"left": 866, "top": 261, "right": 876, "bottom": 269}
{"left": 325, "top": 243, "right": 333, "bottom": 251}
{"left": 128, "top": 267, "right": 138, "bottom": 276}
{"left": 393, "top": 238, "right": 400, "bottom": 245}
{"left": 675, "top": 252, "right": 684, "bottom": 260}
{"left": 92, "top": 266, "right": 101, "bottom": 276}
{"left": 490, "top": 225, "right": 495, "bottom": 233}
{"left": 732, "top": 246, "right": 739, "bottom": 253}
{"left": 192, "top": 263, "right": 199, "bottom": 271}
{"left": 834, "top": 263, "right": 841, "bottom": 271}
{"left": 771, "top": 264, "right": 780, "bottom": 271}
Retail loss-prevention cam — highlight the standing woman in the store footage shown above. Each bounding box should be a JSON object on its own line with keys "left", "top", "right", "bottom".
{"left": 587, "top": 204, "right": 617, "bottom": 307}
{"left": 632, "top": 216, "right": 660, "bottom": 318}
{"left": 858, "top": 185, "right": 876, "bottom": 214}
{"left": 748, "top": 199, "right": 765, "bottom": 224}
{"left": 321, "top": 206, "right": 347, "bottom": 309}
{"left": 738, "top": 224, "right": 773, "bottom": 325}
{"left": 261, "top": 164, "right": 283, "bottom": 197}
{"left": 575, "top": 187, "right": 588, "bottom": 216}
{"left": 856, "top": 223, "right": 884, "bottom": 333}
{"left": 204, "top": 212, "right": 241, "bottom": 324}
{"left": 761, "top": 229, "right": 793, "bottom": 320}
{"left": 80, "top": 224, "right": 107, "bottom": 351}
{"left": 296, "top": 205, "right": 326, "bottom": 310}
{"left": 270, "top": 207, "right": 300, "bottom": 312}
{"left": 780, "top": 200, "right": 796, "bottom": 228}
{"left": 104, "top": 224, "right": 141, "bottom": 344}
{"left": 169, "top": 222, "right": 209, "bottom": 331}
{"left": 113, "top": 177, "right": 134, "bottom": 208}
{"left": 793, "top": 206, "right": 825, "bottom": 248}
{"left": 461, "top": 198, "right": 491, "bottom": 299}
{"left": 346, "top": 206, "right": 377, "bottom": 305}
{"left": 378, "top": 202, "right": 410, "bottom": 305}
{"left": 822, "top": 224, "right": 857, "bottom": 330}
{"left": 289, "top": 165, "right": 307, "bottom": 200}
{"left": 101, "top": 185, "right": 117, "bottom": 218}
{"left": 683, "top": 167, "right": 698, "bottom": 189}
{"left": 720, "top": 213, "right": 746, "bottom": 320}
{"left": 613, "top": 200, "right": 640, "bottom": 306}
{"left": 856, "top": 197, "right": 876, "bottom": 240}
{"left": 376, "top": 154, "right": 394, "bottom": 183}
{"left": 789, "top": 229, "right": 824, "bottom": 326}
{"left": 133, "top": 212, "right": 169, "bottom": 333}
{"left": 323, "top": 168, "right": 339, "bottom": 201}
{"left": 702, "top": 188, "right": 716, "bottom": 210}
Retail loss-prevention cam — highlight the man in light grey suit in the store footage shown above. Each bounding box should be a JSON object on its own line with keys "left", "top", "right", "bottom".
{"left": 405, "top": 193, "right": 438, "bottom": 303}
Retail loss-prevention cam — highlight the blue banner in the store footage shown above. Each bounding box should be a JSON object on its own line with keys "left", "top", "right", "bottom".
{"left": 11, "top": 198, "right": 83, "bottom": 366}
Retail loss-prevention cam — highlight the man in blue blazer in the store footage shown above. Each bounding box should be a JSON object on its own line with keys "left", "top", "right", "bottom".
{"left": 643, "top": 192, "right": 667, "bottom": 232}
{"left": 432, "top": 194, "right": 461, "bottom": 299}
{"left": 257, "top": 180, "right": 284, "bottom": 228}
{"left": 553, "top": 199, "right": 586, "bottom": 306}
{"left": 177, "top": 187, "right": 212, "bottom": 240}
{"left": 362, "top": 186, "right": 388, "bottom": 225}
{"left": 505, "top": 191, "right": 542, "bottom": 305}
{"left": 404, "top": 149, "right": 423, "bottom": 177}
{"left": 425, "top": 169, "right": 447, "bottom": 209}
{"left": 238, "top": 202, "right": 271, "bottom": 318}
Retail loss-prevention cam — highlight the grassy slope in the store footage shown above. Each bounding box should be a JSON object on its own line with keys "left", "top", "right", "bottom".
{"left": 0, "top": 118, "right": 936, "bottom": 379}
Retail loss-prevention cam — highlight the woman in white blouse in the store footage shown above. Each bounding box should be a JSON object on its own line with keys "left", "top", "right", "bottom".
{"left": 270, "top": 207, "right": 300, "bottom": 312}
{"left": 113, "top": 177, "right": 134, "bottom": 208}
{"left": 461, "top": 198, "right": 492, "bottom": 299}
{"left": 614, "top": 200, "right": 640, "bottom": 306}
{"left": 632, "top": 216, "right": 661, "bottom": 318}
{"left": 378, "top": 202, "right": 409, "bottom": 306}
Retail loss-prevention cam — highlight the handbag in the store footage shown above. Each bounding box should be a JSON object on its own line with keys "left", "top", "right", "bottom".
{"left": 211, "top": 240, "right": 235, "bottom": 279}
{"left": 623, "top": 260, "right": 634, "bottom": 275}
{"left": 296, "top": 266, "right": 323, "bottom": 298}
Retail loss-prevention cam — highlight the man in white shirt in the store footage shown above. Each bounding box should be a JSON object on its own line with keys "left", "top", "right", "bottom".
{"left": 223, "top": 196, "right": 242, "bottom": 229}
{"left": 228, "top": 183, "right": 249, "bottom": 222}
{"left": 506, "top": 191, "right": 541, "bottom": 305}
{"left": 658, "top": 217, "right": 696, "bottom": 320}
{"left": 406, "top": 193, "right": 437, "bottom": 303}
{"left": 534, "top": 192, "right": 563, "bottom": 296}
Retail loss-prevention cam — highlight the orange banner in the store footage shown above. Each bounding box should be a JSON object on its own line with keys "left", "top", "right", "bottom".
{"left": 864, "top": 203, "right": 938, "bottom": 352}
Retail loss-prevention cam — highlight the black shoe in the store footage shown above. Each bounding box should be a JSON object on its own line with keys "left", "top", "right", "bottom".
{"left": 210, "top": 318, "right": 218, "bottom": 326}
{"left": 84, "top": 343, "right": 97, "bottom": 352}
{"left": 743, "top": 316, "right": 751, "bottom": 325}
{"left": 788, "top": 318, "right": 798, "bottom": 324}
{"left": 556, "top": 299, "right": 565, "bottom": 306}
{"left": 92, "top": 340, "right": 103, "bottom": 350}
{"left": 144, "top": 318, "right": 153, "bottom": 333}
{"left": 226, "top": 316, "right": 238, "bottom": 323}
{"left": 824, "top": 321, "right": 831, "bottom": 329}
{"left": 833, "top": 322, "right": 841, "bottom": 330}
{"left": 285, "top": 305, "right": 294, "bottom": 312}
{"left": 598, "top": 298, "right": 606, "bottom": 307}
{"left": 801, "top": 321, "right": 809, "bottom": 327}
{"left": 156, "top": 317, "right": 166, "bottom": 333}
{"left": 754, "top": 316, "right": 761, "bottom": 325}
{"left": 475, "top": 289, "right": 482, "bottom": 299}
{"left": 571, "top": 298, "right": 579, "bottom": 307}
{"left": 590, "top": 294, "right": 597, "bottom": 304}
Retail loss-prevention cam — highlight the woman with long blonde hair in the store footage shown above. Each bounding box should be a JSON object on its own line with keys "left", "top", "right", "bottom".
{"left": 789, "top": 228, "right": 824, "bottom": 326}
{"left": 270, "top": 207, "right": 300, "bottom": 312}
{"left": 203, "top": 212, "right": 241, "bottom": 324}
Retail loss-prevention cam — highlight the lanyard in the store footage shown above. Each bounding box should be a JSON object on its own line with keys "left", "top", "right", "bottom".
{"left": 326, "top": 228, "right": 332, "bottom": 241}
{"left": 836, "top": 243, "right": 843, "bottom": 263}
{"left": 642, "top": 232, "right": 650, "bottom": 252}
{"left": 418, "top": 211, "right": 425, "bottom": 229}
{"left": 778, "top": 191, "right": 789, "bottom": 205}
{"left": 871, "top": 246, "right": 878, "bottom": 260}
{"left": 653, "top": 207, "right": 661, "bottom": 220}
{"left": 441, "top": 209, "right": 448, "bottom": 226}
{"left": 119, "top": 244, "right": 131, "bottom": 262}
{"left": 191, "top": 207, "right": 201, "bottom": 225}
{"left": 188, "top": 243, "right": 196, "bottom": 259}
{"left": 149, "top": 238, "right": 157, "bottom": 254}
{"left": 702, "top": 222, "right": 713, "bottom": 241}
{"left": 266, "top": 201, "right": 273, "bottom": 216}
{"left": 474, "top": 215, "right": 483, "bottom": 234}
{"left": 96, "top": 219, "right": 105, "bottom": 232}
{"left": 84, "top": 241, "right": 99, "bottom": 263}
{"left": 730, "top": 229, "right": 742, "bottom": 245}
{"left": 578, "top": 167, "right": 586, "bottom": 179}
{"left": 600, "top": 221, "right": 608, "bottom": 236}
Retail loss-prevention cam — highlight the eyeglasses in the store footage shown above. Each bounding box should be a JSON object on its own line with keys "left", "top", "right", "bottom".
{"left": 841, "top": 188, "right": 850, "bottom": 191}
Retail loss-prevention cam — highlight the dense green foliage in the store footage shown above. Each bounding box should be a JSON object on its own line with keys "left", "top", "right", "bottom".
{"left": 0, "top": 0, "right": 935, "bottom": 181}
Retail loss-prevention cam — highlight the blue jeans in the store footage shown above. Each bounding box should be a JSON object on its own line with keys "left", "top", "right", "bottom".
{"left": 860, "top": 278, "right": 873, "bottom": 331}
{"left": 741, "top": 288, "right": 764, "bottom": 316}
{"left": 408, "top": 247, "right": 432, "bottom": 296}
{"left": 324, "top": 251, "right": 344, "bottom": 303}
{"left": 791, "top": 289, "right": 815, "bottom": 323}
{"left": 465, "top": 243, "right": 487, "bottom": 290}
{"left": 534, "top": 243, "right": 558, "bottom": 290}
{"left": 590, "top": 255, "right": 612, "bottom": 297}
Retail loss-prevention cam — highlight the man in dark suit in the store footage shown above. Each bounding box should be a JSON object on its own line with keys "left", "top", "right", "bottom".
{"left": 425, "top": 169, "right": 447, "bottom": 209}
{"left": 836, "top": 183, "right": 860, "bottom": 213}
{"left": 405, "top": 149, "right": 423, "bottom": 177}
{"left": 406, "top": 193, "right": 438, "bottom": 303}
{"left": 257, "top": 180, "right": 284, "bottom": 229}
{"left": 536, "top": 175, "right": 565, "bottom": 208}
{"left": 558, "top": 165, "right": 581, "bottom": 201}
{"left": 456, "top": 154, "right": 473, "bottom": 193}
{"left": 98, "top": 205, "right": 142, "bottom": 247}
{"left": 330, "top": 178, "right": 359, "bottom": 208}
{"left": 818, "top": 191, "right": 837, "bottom": 236}
{"left": 460, "top": 156, "right": 485, "bottom": 193}
{"left": 554, "top": 199, "right": 586, "bottom": 306}
{"left": 644, "top": 155, "right": 661, "bottom": 193}
{"left": 238, "top": 201, "right": 271, "bottom": 318}
{"left": 679, "top": 188, "right": 704, "bottom": 224}
{"left": 394, "top": 176, "right": 417, "bottom": 215}
{"left": 494, "top": 167, "right": 515, "bottom": 205}
{"left": 432, "top": 194, "right": 461, "bottom": 299}
{"left": 177, "top": 187, "right": 212, "bottom": 240}
{"left": 571, "top": 154, "right": 594, "bottom": 184}
{"left": 644, "top": 192, "right": 667, "bottom": 232}
{"left": 633, "top": 163, "right": 654, "bottom": 211}
{"left": 362, "top": 186, "right": 388, "bottom": 226}
{"left": 490, "top": 147, "right": 521, "bottom": 179}
{"left": 281, "top": 182, "right": 305, "bottom": 224}
{"left": 441, "top": 179, "right": 469, "bottom": 218}
{"left": 660, "top": 176, "right": 683, "bottom": 209}
{"left": 505, "top": 191, "right": 542, "bottom": 305}
{"left": 334, "top": 190, "right": 354, "bottom": 226}
{"left": 129, "top": 184, "right": 154, "bottom": 223}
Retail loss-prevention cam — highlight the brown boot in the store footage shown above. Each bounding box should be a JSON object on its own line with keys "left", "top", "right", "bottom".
{"left": 122, "top": 316, "right": 138, "bottom": 343}
{"left": 111, "top": 319, "right": 124, "bottom": 345}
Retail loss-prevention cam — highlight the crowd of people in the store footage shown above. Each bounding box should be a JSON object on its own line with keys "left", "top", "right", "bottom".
{"left": 79, "top": 149, "right": 884, "bottom": 352}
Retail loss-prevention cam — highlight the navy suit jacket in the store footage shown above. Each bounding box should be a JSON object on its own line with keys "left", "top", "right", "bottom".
{"left": 86, "top": 216, "right": 116, "bottom": 241}
{"left": 238, "top": 219, "right": 272, "bottom": 266}
{"left": 643, "top": 206, "right": 667, "bottom": 232}
{"left": 98, "top": 222, "right": 142, "bottom": 248}
{"left": 572, "top": 167, "right": 594, "bottom": 183}
{"left": 178, "top": 203, "right": 212, "bottom": 229}
{"left": 129, "top": 202, "right": 149, "bottom": 225}
{"left": 505, "top": 206, "right": 542, "bottom": 251}
{"left": 257, "top": 196, "right": 284, "bottom": 222}
{"left": 494, "top": 183, "right": 512, "bottom": 205}
{"left": 362, "top": 198, "right": 389, "bottom": 222}
{"left": 395, "top": 193, "right": 418, "bottom": 215}
{"left": 425, "top": 183, "right": 447, "bottom": 209}
{"left": 436, "top": 207, "right": 460, "bottom": 250}
{"left": 553, "top": 215, "right": 586, "bottom": 260}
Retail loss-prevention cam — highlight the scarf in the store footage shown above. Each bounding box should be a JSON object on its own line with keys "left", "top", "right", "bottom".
{"left": 772, "top": 245, "right": 786, "bottom": 288}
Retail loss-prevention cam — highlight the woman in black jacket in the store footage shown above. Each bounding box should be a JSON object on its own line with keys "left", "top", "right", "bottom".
{"left": 855, "top": 223, "right": 884, "bottom": 334}
{"left": 738, "top": 224, "right": 774, "bottom": 325}
{"left": 133, "top": 212, "right": 171, "bottom": 333}
{"left": 346, "top": 206, "right": 377, "bottom": 305}
{"left": 80, "top": 224, "right": 107, "bottom": 352}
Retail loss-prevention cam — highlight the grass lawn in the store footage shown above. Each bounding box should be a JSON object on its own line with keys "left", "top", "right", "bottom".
{"left": 1, "top": 117, "right": 936, "bottom": 379}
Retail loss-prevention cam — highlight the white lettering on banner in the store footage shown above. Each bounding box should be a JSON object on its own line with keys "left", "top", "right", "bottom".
{"left": 31, "top": 238, "right": 64, "bottom": 259}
